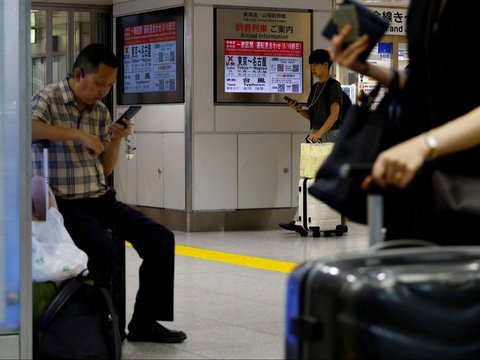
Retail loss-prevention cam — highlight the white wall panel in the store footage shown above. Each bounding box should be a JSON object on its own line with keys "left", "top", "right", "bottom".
{"left": 238, "top": 134, "right": 291, "bottom": 209}
{"left": 116, "top": 105, "right": 185, "bottom": 133}
{"left": 136, "top": 134, "right": 165, "bottom": 207}
{"left": 215, "top": 105, "right": 309, "bottom": 133}
{"left": 164, "top": 133, "right": 186, "bottom": 210}
{"left": 115, "top": 132, "right": 185, "bottom": 210}
{"left": 193, "top": 134, "right": 237, "bottom": 210}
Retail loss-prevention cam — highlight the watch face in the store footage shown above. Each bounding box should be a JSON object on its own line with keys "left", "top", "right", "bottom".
{"left": 425, "top": 133, "right": 438, "bottom": 159}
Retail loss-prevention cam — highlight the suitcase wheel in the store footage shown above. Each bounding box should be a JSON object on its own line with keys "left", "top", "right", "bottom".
{"left": 335, "top": 225, "right": 345, "bottom": 236}
{"left": 298, "top": 229, "right": 308, "bottom": 237}
{"left": 309, "top": 226, "right": 321, "bottom": 238}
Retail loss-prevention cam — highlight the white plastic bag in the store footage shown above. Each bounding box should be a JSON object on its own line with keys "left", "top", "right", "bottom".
{"left": 32, "top": 207, "right": 89, "bottom": 282}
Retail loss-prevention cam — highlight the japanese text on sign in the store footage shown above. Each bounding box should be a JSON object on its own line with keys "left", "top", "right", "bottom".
{"left": 123, "top": 20, "right": 177, "bottom": 93}
{"left": 224, "top": 40, "right": 303, "bottom": 94}
{"left": 371, "top": 7, "right": 408, "bottom": 35}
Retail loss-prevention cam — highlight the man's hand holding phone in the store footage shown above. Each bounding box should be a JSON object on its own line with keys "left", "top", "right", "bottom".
{"left": 109, "top": 105, "right": 142, "bottom": 140}
{"left": 109, "top": 118, "right": 131, "bottom": 142}
{"left": 284, "top": 96, "right": 308, "bottom": 112}
{"left": 116, "top": 105, "right": 142, "bottom": 127}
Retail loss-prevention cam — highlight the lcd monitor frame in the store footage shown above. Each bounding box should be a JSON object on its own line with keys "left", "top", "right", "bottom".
{"left": 116, "top": 7, "right": 184, "bottom": 105}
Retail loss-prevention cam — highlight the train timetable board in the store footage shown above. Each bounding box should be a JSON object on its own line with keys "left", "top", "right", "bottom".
{"left": 215, "top": 8, "right": 312, "bottom": 104}
{"left": 224, "top": 39, "right": 303, "bottom": 94}
{"left": 116, "top": 7, "right": 184, "bottom": 105}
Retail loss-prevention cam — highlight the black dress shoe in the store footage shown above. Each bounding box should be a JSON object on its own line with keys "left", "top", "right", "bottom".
{"left": 279, "top": 221, "right": 301, "bottom": 232}
{"left": 127, "top": 322, "right": 187, "bottom": 343}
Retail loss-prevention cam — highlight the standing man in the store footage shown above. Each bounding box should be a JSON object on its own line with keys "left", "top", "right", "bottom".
{"left": 31, "top": 43, "right": 186, "bottom": 343}
{"left": 279, "top": 49, "right": 344, "bottom": 232}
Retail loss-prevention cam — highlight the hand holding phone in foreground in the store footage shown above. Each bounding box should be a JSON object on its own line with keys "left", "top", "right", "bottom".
{"left": 322, "top": 0, "right": 389, "bottom": 65}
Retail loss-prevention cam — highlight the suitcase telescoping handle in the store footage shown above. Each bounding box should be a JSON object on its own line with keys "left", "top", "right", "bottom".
{"left": 32, "top": 140, "right": 50, "bottom": 220}
{"left": 340, "top": 163, "right": 437, "bottom": 249}
{"left": 304, "top": 135, "right": 322, "bottom": 144}
{"left": 340, "top": 163, "right": 383, "bottom": 246}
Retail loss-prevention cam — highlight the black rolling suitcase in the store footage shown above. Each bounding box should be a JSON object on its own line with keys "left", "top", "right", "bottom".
{"left": 285, "top": 184, "right": 480, "bottom": 359}
{"left": 111, "top": 232, "right": 126, "bottom": 340}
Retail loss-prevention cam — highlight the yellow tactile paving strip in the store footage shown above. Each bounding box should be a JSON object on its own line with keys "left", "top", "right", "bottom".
{"left": 126, "top": 242, "right": 297, "bottom": 274}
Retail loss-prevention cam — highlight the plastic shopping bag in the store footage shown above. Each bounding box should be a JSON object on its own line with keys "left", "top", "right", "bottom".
{"left": 32, "top": 207, "right": 89, "bottom": 282}
{"left": 299, "top": 142, "right": 334, "bottom": 178}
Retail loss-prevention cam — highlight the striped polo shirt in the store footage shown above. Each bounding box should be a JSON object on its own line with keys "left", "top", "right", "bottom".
{"left": 31, "top": 78, "right": 112, "bottom": 200}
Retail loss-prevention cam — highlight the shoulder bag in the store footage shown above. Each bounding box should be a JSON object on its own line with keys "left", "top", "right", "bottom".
{"left": 308, "top": 73, "right": 405, "bottom": 224}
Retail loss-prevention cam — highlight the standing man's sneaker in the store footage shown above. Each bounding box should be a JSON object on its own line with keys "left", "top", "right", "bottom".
{"left": 279, "top": 221, "right": 301, "bottom": 232}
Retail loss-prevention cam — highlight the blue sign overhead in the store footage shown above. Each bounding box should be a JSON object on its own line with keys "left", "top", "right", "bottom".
{"left": 378, "top": 42, "right": 392, "bottom": 55}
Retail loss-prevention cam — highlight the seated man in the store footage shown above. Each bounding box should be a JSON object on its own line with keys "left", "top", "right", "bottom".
{"left": 31, "top": 43, "right": 186, "bottom": 343}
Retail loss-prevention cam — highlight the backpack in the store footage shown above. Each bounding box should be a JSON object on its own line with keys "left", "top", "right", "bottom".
{"left": 34, "top": 275, "right": 122, "bottom": 359}
{"left": 323, "top": 79, "right": 352, "bottom": 128}
{"left": 340, "top": 90, "right": 353, "bottom": 126}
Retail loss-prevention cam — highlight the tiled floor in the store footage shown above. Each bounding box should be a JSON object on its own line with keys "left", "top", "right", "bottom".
{"left": 121, "top": 221, "right": 370, "bottom": 359}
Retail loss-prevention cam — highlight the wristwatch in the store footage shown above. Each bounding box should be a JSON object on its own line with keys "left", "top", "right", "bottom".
{"left": 423, "top": 133, "right": 438, "bottom": 160}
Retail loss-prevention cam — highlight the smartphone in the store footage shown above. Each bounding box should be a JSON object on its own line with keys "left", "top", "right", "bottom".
{"left": 283, "top": 96, "right": 299, "bottom": 106}
{"left": 322, "top": 0, "right": 389, "bottom": 62}
{"left": 332, "top": 4, "right": 359, "bottom": 44}
{"left": 116, "top": 105, "right": 142, "bottom": 127}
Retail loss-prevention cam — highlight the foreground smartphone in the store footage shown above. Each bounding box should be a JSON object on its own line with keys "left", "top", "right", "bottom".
{"left": 322, "top": 0, "right": 389, "bottom": 62}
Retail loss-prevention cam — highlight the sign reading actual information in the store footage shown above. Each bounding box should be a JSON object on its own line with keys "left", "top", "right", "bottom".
{"left": 215, "top": 8, "right": 311, "bottom": 104}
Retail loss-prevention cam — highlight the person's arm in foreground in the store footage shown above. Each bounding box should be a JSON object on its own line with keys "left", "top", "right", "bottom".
{"left": 328, "top": 24, "right": 480, "bottom": 188}
{"left": 368, "top": 107, "right": 480, "bottom": 189}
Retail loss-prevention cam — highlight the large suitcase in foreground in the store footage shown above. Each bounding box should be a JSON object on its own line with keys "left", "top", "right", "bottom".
{"left": 295, "top": 177, "right": 347, "bottom": 237}
{"left": 285, "top": 245, "right": 480, "bottom": 359}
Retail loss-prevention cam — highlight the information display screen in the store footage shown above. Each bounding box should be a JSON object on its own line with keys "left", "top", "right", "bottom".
{"left": 215, "top": 8, "right": 311, "bottom": 104}
{"left": 224, "top": 40, "right": 303, "bottom": 94}
{"left": 116, "top": 7, "right": 184, "bottom": 104}
{"left": 123, "top": 21, "right": 177, "bottom": 94}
